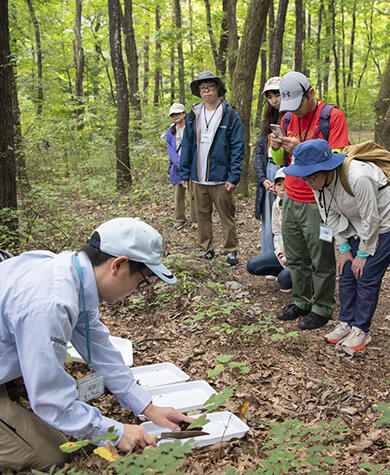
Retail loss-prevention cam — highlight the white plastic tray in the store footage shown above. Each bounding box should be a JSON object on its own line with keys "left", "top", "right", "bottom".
{"left": 141, "top": 411, "right": 250, "bottom": 448}
{"left": 147, "top": 380, "right": 217, "bottom": 413}
{"left": 130, "top": 362, "right": 190, "bottom": 388}
{"left": 67, "top": 336, "right": 133, "bottom": 366}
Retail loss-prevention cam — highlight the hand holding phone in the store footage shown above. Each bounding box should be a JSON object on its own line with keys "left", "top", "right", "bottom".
{"left": 270, "top": 124, "right": 283, "bottom": 138}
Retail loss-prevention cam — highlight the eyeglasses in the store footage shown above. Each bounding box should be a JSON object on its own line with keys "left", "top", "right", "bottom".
{"left": 199, "top": 84, "right": 217, "bottom": 92}
{"left": 137, "top": 269, "right": 152, "bottom": 290}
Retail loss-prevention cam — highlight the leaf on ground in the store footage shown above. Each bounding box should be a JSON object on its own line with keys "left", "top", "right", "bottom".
{"left": 93, "top": 442, "right": 120, "bottom": 462}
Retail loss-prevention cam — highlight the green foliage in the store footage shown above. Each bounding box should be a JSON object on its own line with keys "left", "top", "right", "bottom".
{"left": 208, "top": 355, "right": 251, "bottom": 379}
{"left": 59, "top": 427, "right": 119, "bottom": 453}
{"left": 358, "top": 463, "right": 390, "bottom": 474}
{"left": 373, "top": 403, "right": 390, "bottom": 427}
{"left": 187, "top": 414, "right": 210, "bottom": 430}
{"left": 0, "top": 208, "right": 19, "bottom": 251}
{"left": 203, "top": 387, "right": 234, "bottom": 411}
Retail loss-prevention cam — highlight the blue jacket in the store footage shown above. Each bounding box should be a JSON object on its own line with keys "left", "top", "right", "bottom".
{"left": 254, "top": 133, "right": 269, "bottom": 220}
{"left": 180, "top": 101, "right": 244, "bottom": 185}
{"left": 166, "top": 125, "right": 182, "bottom": 185}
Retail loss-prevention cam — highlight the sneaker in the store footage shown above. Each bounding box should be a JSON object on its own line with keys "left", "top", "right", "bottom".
{"left": 198, "top": 250, "right": 215, "bottom": 260}
{"left": 325, "top": 322, "right": 351, "bottom": 344}
{"left": 191, "top": 222, "right": 198, "bottom": 229}
{"left": 340, "top": 326, "right": 372, "bottom": 351}
{"left": 173, "top": 221, "right": 186, "bottom": 230}
{"left": 298, "top": 312, "right": 329, "bottom": 330}
{"left": 279, "top": 287, "right": 292, "bottom": 293}
{"left": 277, "top": 304, "right": 309, "bottom": 321}
{"left": 226, "top": 252, "right": 238, "bottom": 266}
{"left": 265, "top": 275, "right": 277, "bottom": 281}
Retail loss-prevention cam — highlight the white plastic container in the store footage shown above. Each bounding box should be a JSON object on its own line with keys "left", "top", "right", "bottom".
{"left": 67, "top": 336, "right": 133, "bottom": 366}
{"left": 130, "top": 362, "right": 190, "bottom": 388}
{"left": 141, "top": 411, "right": 250, "bottom": 448}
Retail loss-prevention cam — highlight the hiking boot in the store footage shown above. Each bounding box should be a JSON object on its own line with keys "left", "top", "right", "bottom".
{"left": 277, "top": 304, "right": 309, "bottom": 321}
{"left": 298, "top": 312, "right": 329, "bottom": 330}
{"left": 191, "top": 222, "right": 198, "bottom": 229}
{"left": 265, "top": 275, "right": 277, "bottom": 281}
{"left": 226, "top": 252, "right": 238, "bottom": 266}
{"left": 198, "top": 250, "right": 215, "bottom": 260}
{"left": 173, "top": 221, "right": 186, "bottom": 230}
{"left": 325, "top": 321, "right": 351, "bottom": 344}
{"left": 340, "top": 326, "right": 372, "bottom": 351}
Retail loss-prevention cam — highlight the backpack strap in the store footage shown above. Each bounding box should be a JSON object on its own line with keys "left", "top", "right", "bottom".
{"left": 339, "top": 156, "right": 355, "bottom": 197}
{"left": 315, "top": 103, "right": 335, "bottom": 141}
{"left": 282, "top": 112, "right": 293, "bottom": 137}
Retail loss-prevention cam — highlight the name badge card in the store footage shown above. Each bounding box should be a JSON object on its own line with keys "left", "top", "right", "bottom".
{"left": 200, "top": 131, "right": 212, "bottom": 143}
{"left": 78, "top": 374, "right": 104, "bottom": 402}
{"left": 319, "top": 224, "right": 334, "bottom": 243}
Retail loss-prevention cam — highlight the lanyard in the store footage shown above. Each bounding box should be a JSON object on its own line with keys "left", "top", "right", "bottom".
{"left": 203, "top": 102, "right": 221, "bottom": 131}
{"left": 75, "top": 253, "right": 93, "bottom": 370}
{"left": 298, "top": 101, "right": 318, "bottom": 142}
{"left": 319, "top": 169, "right": 338, "bottom": 225}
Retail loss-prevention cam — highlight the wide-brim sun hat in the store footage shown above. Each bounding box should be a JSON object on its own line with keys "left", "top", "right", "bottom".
{"left": 90, "top": 217, "right": 176, "bottom": 284}
{"left": 279, "top": 71, "right": 311, "bottom": 112}
{"left": 190, "top": 71, "right": 226, "bottom": 98}
{"left": 168, "top": 103, "right": 186, "bottom": 117}
{"left": 283, "top": 139, "right": 346, "bottom": 177}
{"left": 262, "top": 76, "right": 281, "bottom": 95}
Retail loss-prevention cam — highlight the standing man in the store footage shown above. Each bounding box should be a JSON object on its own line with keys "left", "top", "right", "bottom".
{"left": 0, "top": 217, "right": 192, "bottom": 472}
{"left": 180, "top": 71, "right": 244, "bottom": 266}
{"left": 270, "top": 72, "right": 349, "bottom": 330}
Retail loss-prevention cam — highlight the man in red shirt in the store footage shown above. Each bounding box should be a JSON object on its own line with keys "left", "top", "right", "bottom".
{"left": 270, "top": 71, "right": 349, "bottom": 330}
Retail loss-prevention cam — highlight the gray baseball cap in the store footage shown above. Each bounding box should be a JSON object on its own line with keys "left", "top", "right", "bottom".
{"left": 91, "top": 218, "right": 176, "bottom": 284}
{"left": 279, "top": 72, "right": 311, "bottom": 112}
{"left": 190, "top": 71, "right": 226, "bottom": 97}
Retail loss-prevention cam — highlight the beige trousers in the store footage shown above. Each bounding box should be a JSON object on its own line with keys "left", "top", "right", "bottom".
{"left": 0, "top": 384, "right": 69, "bottom": 472}
{"left": 194, "top": 183, "right": 238, "bottom": 253}
{"left": 174, "top": 180, "right": 197, "bottom": 223}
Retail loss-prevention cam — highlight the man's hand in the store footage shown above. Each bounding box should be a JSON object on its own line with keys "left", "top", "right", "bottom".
{"left": 351, "top": 256, "right": 367, "bottom": 279}
{"left": 117, "top": 424, "right": 157, "bottom": 453}
{"left": 270, "top": 133, "right": 282, "bottom": 150}
{"left": 278, "top": 252, "right": 287, "bottom": 266}
{"left": 280, "top": 136, "right": 300, "bottom": 155}
{"left": 337, "top": 251, "right": 353, "bottom": 276}
{"left": 181, "top": 180, "right": 188, "bottom": 188}
{"left": 225, "top": 182, "right": 236, "bottom": 192}
{"left": 263, "top": 179, "right": 275, "bottom": 194}
{"left": 142, "top": 404, "right": 194, "bottom": 431}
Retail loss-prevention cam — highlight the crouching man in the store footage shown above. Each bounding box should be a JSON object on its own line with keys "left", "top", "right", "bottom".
{"left": 0, "top": 217, "right": 192, "bottom": 472}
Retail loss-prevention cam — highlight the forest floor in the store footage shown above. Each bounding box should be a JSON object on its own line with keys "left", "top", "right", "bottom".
{"left": 15, "top": 149, "right": 390, "bottom": 474}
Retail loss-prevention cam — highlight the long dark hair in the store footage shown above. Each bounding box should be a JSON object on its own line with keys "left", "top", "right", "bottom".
{"left": 170, "top": 113, "right": 187, "bottom": 135}
{"left": 262, "top": 103, "right": 283, "bottom": 135}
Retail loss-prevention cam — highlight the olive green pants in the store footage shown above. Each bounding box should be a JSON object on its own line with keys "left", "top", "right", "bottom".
{"left": 194, "top": 183, "right": 238, "bottom": 253}
{"left": 0, "top": 385, "right": 69, "bottom": 472}
{"left": 174, "top": 180, "right": 197, "bottom": 223}
{"left": 282, "top": 195, "right": 336, "bottom": 318}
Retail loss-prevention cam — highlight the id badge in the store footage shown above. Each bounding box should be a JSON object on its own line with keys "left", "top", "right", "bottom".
{"left": 78, "top": 374, "right": 104, "bottom": 402}
{"left": 200, "top": 131, "right": 212, "bottom": 143}
{"left": 319, "top": 224, "right": 333, "bottom": 243}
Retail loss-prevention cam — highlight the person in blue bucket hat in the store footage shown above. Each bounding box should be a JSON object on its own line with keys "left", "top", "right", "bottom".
{"left": 284, "top": 139, "right": 390, "bottom": 352}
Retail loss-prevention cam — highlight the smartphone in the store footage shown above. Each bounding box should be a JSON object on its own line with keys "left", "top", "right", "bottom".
{"left": 270, "top": 124, "right": 283, "bottom": 138}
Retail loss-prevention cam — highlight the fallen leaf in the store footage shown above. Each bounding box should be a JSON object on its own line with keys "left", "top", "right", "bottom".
{"left": 93, "top": 442, "right": 120, "bottom": 462}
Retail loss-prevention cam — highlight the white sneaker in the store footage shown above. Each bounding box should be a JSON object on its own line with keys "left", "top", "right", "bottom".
{"left": 279, "top": 287, "right": 292, "bottom": 293}
{"left": 325, "top": 322, "right": 351, "bottom": 344}
{"left": 340, "top": 326, "right": 371, "bottom": 351}
{"left": 265, "top": 275, "right": 277, "bottom": 281}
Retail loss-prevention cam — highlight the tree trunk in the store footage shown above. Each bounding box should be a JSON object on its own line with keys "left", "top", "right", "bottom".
{"left": 153, "top": 5, "right": 161, "bottom": 106}
{"left": 230, "top": 0, "right": 272, "bottom": 197}
{"left": 375, "top": 53, "right": 390, "bottom": 149}
{"left": 226, "top": 0, "right": 238, "bottom": 81}
{"left": 122, "top": 0, "right": 142, "bottom": 140}
{"left": 170, "top": 44, "right": 175, "bottom": 103}
{"left": 188, "top": 0, "right": 194, "bottom": 82}
{"left": 26, "top": 0, "right": 43, "bottom": 116}
{"left": 268, "top": 0, "right": 274, "bottom": 73}
{"left": 269, "top": 0, "right": 289, "bottom": 77}
{"left": 330, "top": 0, "right": 339, "bottom": 108}
{"left": 316, "top": 1, "right": 323, "bottom": 97}
{"left": 304, "top": 11, "right": 311, "bottom": 77}
{"left": 203, "top": 0, "right": 226, "bottom": 76}
{"left": 254, "top": 26, "right": 267, "bottom": 128}
{"left": 143, "top": 21, "right": 150, "bottom": 105}
{"left": 323, "top": 0, "right": 331, "bottom": 100}
{"left": 218, "top": 0, "right": 229, "bottom": 78}
{"left": 73, "top": 0, "right": 84, "bottom": 129}
{"left": 108, "top": 0, "right": 131, "bottom": 189}
{"left": 0, "top": 0, "right": 18, "bottom": 237}
{"left": 341, "top": 4, "right": 347, "bottom": 112}
{"left": 347, "top": 0, "right": 356, "bottom": 87}
{"left": 294, "top": 0, "right": 304, "bottom": 72}
{"left": 174, "top": 0, "right": 185, "bottom": 103}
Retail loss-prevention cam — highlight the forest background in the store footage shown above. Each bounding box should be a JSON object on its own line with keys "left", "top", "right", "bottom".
{"left": 1, "top": 1, "right": 390, "bottom": 473}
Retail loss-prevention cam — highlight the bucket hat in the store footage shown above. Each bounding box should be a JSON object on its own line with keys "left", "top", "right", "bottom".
{"left": 262, "top": 76, "right": 281, "bottom": 95}
{"left": 273, "top": 167, "right": 286, "bottom": 182}
{"left": 279, "top": 71, "right": 311, "bottom": 112}
{"left": 284, "top": 140, "right": 346, "bottom": 177}
{"left": 190, "top": 71, "right": 226, "bottom": 98}
{"left": 168, "top": 103, "right": 186, "bottom": 117}
{"left": 90, "top": 217, "right": 176, "bottom": 284}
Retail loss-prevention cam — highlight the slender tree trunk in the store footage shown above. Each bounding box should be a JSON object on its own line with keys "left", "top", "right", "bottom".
{"left": 170, "top": 44, "right": 175, "bottom": 103}
{"left": 230, "top": 0, "right": 272, "bottom": 197}
{"left": 375, "top": 53, "right": 390, "bottom": 149}
{"left": 255, "top": 26, "right": 267, "bottom": 128}
{"left": 122, "top": 0, "right": 142, "bottom": 139}
{"left": 268, "top": 0, "right": 274, "bottom": 73}
{"left": 95, "top": 43, "right": 116, "bottom": 105}
{"left": 73, "top": 0, "right": 84, "bottom": 129}
{"left": 347, "top": 0, "right": 356, "bottom": 87}
{"left": 203, "top": 0, "right": 227, "bottom": 76}
{"left": 323, "top": 0, "right": 331, "bottom": 100}
{"left": 316, "top": 1, "right": 323, "bottom": 97}
{"left": 330, "top": 0, "right": 339, "bottom": 108}
{"left": 341, "top": 4, "right": 347, "bottom": 112}
{"left": 304, "top": 12, "right": 311, "bottom": 77}
{"left": 143, "top": 21, "right": 150, "bottom": 105}
{"left": 153, "top": 5, "right": 161, "bottom": 106}
{"left": 174, "top": 0, "right": 185, "bottom": 103}
{"left": 108, "top": 0, "right": 131, "bottom": 189}
{"left": 269, "top": 0, "right": 289, "bottom": 77}
{"left": 0, "top": 0, "right": 18, "bottom": 236}
{"left": 218, "top": 0, "right": 229, "bottom": 78}
{"left": 226, "top": 0, "right": 238, "bottom": 82}
{"left": 294, "top": 0, "right": 304, "bottom": 72}
{"left": 26, "top": 0, "right": 43, "bottom": 116}
{"left": 188, "top": 0, "right": 194, "bottom": 82}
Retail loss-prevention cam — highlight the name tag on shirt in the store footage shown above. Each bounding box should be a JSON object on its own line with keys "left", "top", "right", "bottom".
{"left": 319, "top": 224, "right": 333, "bottom": 243}
{"left": 200, "top": 131, "right": 212, "bottom": 143}
{"left": 78, "top": 374, "right": 104, "bottom": 402}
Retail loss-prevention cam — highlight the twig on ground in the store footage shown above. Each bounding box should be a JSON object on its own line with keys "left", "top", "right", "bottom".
{"left": 182, "top": 350, "right": 206, "bottom": 368}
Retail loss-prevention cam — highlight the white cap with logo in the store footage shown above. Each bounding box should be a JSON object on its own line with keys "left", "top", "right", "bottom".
{"left": 279, "top": 71, "right": 311, "bottom": 112}
{"left": 91, "top": 218, "right": 176, "bottom": 284}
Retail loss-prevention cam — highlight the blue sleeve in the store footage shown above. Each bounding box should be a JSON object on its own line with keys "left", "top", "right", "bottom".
{"left": 166, "top": 128, "right": 180, "bottom": 168}
{"left": 179, "top": 114, "right": 194, "bottom": 180}
{"left": 227, "top": 112, "right": 244, "bottom": 185}
{"left": 254, "top": 133, "right": 268, "bottom": 184}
